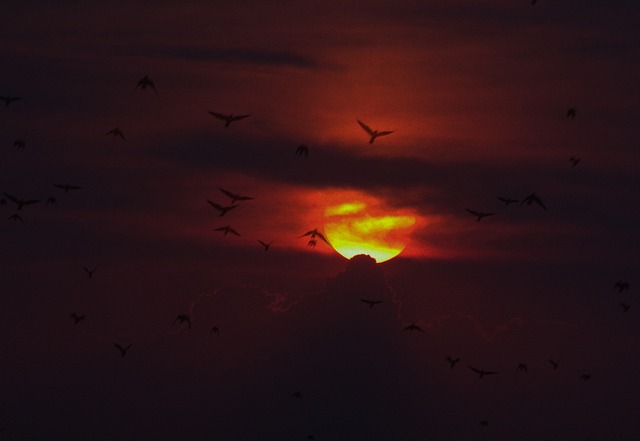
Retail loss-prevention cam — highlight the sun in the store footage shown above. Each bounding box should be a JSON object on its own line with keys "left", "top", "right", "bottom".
{"left": 323, "top": 200, "right": 416, "bottom": 263}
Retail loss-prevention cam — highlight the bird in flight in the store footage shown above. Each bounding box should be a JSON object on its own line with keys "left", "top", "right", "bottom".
{"left": 0, "top": 95, "right": 21, "bottom": 106}
{"left": 207, "top": 200, "right": 238, "bottom": 217}
{"left": 54, "top": 184, "right": 82, "bottom": 193}
{"left": 465, "top": 209, "right": 495, "bottom": 222}
{"left": 517, "top": 363, "right": 528, "bottom": 373}
{"left": 360, "top": 299, "right": 382, "bottom": 309}
{"left": 215, "top": 225, "right": 241, "bottom": 236}
{"left": 445, "top": 356, "right": 460, "bottom": 370}
{"left": 83, "top": 267, "right": 97, "bottom": 278}
{"left": 566, "top": 107, "right": 576, "bottom": 119}
{"left": 580, "top": 374, "right": 592, "bottom": 382}
{"left": 3, "top": 193, "right": 40, "bottom": 210}
{"left": 136, "top": 75, "right": 158, "bottom": 95}
{"left": 299, "top": 228, "right": 330, "bottom": 247}
{"left": 114, "top": 343, "right": 132, "bottom": 357}
{"left": 13, "top": 139, "right": 25, "bottom": 150}
{"left": 620, "top": 302, "right": 631, "bottom": 313}
{"left": 403, "top": 324, "right": 424, "bottom": 332}
{"left": 70, "top": 313, "right": 85, "bottom": 324}
{"left": 521, "top": 192, "right": 547, "bottom": 210}
{"left": 497, "top": 196, "right": 519, "bottom": 206}
{"left": 209, "top": 326, "right": 220, "bottom": 336}
{"left": 569, "top": 156, "right": 581, "bottom": 167}
{"left": 258, "top": 240, "right": 273, "bottom": 251}
{"left": 467, "top": 366, "right": 499, "bottom": 379}
{"left": 47, "top": 197, "right": 57, "bottom": 207}
{"left": 173, "top": 314, "right": 192, "bottom": 330}
{"left": 219, "top": 188, "right": 253, "bottom": 204}
{"left": 479, "top": 420, "right": 489, "bottom": 429}
{"left": 295, "top": 144, "right": 309, "bottom": 157}
{"left": 614, "top": 281, "right": 630, "bottom": 293}
{"left": 105, "top": 127, "right": 126, "bottom": 141}
{"left": 291, "top": 391, "right": 303, "bottom": 402}
{"left": 8, "top": 213, "right": 24, "bottom": 223}
{"left": 357, "top": 119, "right": 394, "bottom": 144}
{"left": 208, "top": 111, "right": 251, "bottom": 128}
{"left": 548, "top": 359, "right": 559, "bottom": 370}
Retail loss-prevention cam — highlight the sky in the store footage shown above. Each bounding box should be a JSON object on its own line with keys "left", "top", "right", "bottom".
{"left": 1, "top": 0, "right": 640, "bottom": 439}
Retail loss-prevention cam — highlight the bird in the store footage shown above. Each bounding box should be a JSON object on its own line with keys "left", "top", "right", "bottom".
{"left": 136, "top": 75, "right": 158, "bottom": 95}
{"left": 114, "top": 343, "right": 132, "bottom": 357}
{"left": 614, "top": 281, "right": 630, "bottom": 293}
{"left": 46, "top": 197, "right": 57, "bottom": 207}
{"left": 83, "top": 267, "right": 97, "bottom": 278}
{"left": 465, "top": 209, "right": 495, "bottom": 222}
{"left": 479, "top": 420, "right": 489, "bottom": 429}
{"left": 207, "top": 200, "right": 238, "bottom": 216}
{"left": 219, "top": 188, "right": 253, "bottom": 204}
{"left": 13, "top": 139, "right": 25, "bottom": 150}
{"left": 295, "top": 144, "right": 309, "bottom": 157}
{"left": 445, "top": 356, "right": 460, "bottom": 370}
{"left": 497, "top": 196, "right": 519, "bottom": 206}
{"left": 258, "top": 240, "right": 273, "bottom": 251}
{"left": 360, "top": 299, "right": 382, "bottom": 309}
{"left": 173, "top": 314, "right": 192, "bottom": 330}
{"left": 0, "top": 95, "right": 21, "bottom": 106}
{"left": 403, "top": 324, "right": 424, "bottom": 332}
{"left": 569, "top": 156, "right": 581, "bottom": 167}
{"left": 467, "top": 366, "right": 499, "bottom": 379}
{"left": 620, "top": 302, "right": 631, "bottom": 313}
{"left": 208, "top": 111, "right": 251, "bottom": 128}
{"left": 580, "top": 374, "right": 592, "bottom": 381}
{"left": 517, "top": 363, "right": 528, "bottom": 373}
{"left": 215, "top": 225, "right": 241, "bottom": 236}
{"left": 299, "top": 228, "right": 330, "bottom": 246}
{"left": 357, "top": 119, "right": 394, "bottom": 144}
{"left": 209, "top": 326, "right": 220, "bottom": 336}
{"left": 70, "top": 313, "right": 85, "bottom": 324}
{"left": 548, "top": 359, "right": 559, "bottom": 370}
{"left": 521, "top": 192, "right": 547, "bottom": 210}
{"left": 54, "top": 184, "right": 82, "bottom": 193}
{"left": 566, "top": 107, "right": 576, "bottom": 119}
{"left": 105, "top": 127, "right": 126, "bottom": 141}
{"left": 291, "top": 391, "right": 303, "bottom": 402}
{"left": 8, "top": 213, "right": 24, "bottom": 223}
{"left": 3, "top": 193, "right": 40, "bottom": 210}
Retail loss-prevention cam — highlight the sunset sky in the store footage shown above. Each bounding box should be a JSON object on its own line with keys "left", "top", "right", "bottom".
{"left": 2, "top": 1, "right": 640, "bottom": 439}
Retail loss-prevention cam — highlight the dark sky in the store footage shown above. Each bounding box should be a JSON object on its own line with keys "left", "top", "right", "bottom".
{"left": 2, "top": 1, "right": 640, "bottom": 439}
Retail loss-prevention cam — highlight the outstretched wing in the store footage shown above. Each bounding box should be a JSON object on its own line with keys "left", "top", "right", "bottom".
{"left": 230, "top": 114, "right": 251, "bottom": 122}
{"left": 208, "top": 111, "right": 229, "bottom": 121}
{"left": 357, "top": 119, "right": 374, "bottom": 135}
{"left": 376, "top": 130, "right": 394, "bottom": 137}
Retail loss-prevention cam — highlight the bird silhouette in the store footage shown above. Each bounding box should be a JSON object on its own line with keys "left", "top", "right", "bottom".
{"left": 517, "top": 363, "right": 528, "bottom": 373}
{"left": 136, "top": 75, "right": 158, "bottom": 95}
{"left": 8, "top": 213, "right": 24, "bottom": 223}
{"left": 3, "top": 193, "right": 40, "bottom": 210}
{"left": 580, "top": 374, "right": 592, "bottom": 381}
{"left": 46, "top": 197, "right": 57, "bottom": 207}
{"left": 299, "top": 228, "right": 330, "bottom": 246}
{"left": 70, "top": 313, "right": 85, "bottom": 324}
{"left": 173, "top": 314, "right": 192, "bottom": 330}
{"left": 291, "top": 391, "right": 303, "bottom": 402}
{"left": 548, "top": 359, "right": 559, "bottom": 370}
{"left": 105, "top": 127, "right": 126, "bottom": 141}
{"left": 0, "top": 95, "right": 21, "bottom": 106}
{"left": 521, "top": 192, "right": 547, "bottom": 210}
{"left": 614, "top": 281, "right": 630, "bottom": 293}
{"left": 208, "top": 111, "right": 251, "bottom": 128}
{"left": 620, "top": 302, "right": 631, "bottom": 313}
{"left": 215, "top": 225, "right": 241, "bottom": 236}
{"left": 207, "top": 200, "right": 238, "bottom": 216}
{"left": 467, "top": 366, "right": 499, "bottom": 378}
{"left": 357, "top": 119, "right": 394, "bottom": 144}
{"left": 566, "top": 107, "right": 576, "bottom": 119}
{"left": 569, "top": 156, "right": 581, "bottom": 167}
{"left": 219, "top": 188, "right": 253, "bottom": 204}
{"left": 403, "top": 324, "right": 424, "bottom": 332}
{"left": 295, "top": 144, "right": 309, "bottom": 157}
{"left": 360, "top": 299, "right": 382, "bottom": 309}
{"left": 465, "top": 209, "right": 495, "bottom": 222}
{"left": 114, "top": 343, "right": 132, "bottom": 357}
{"left": 209, "top": 326, "right": 220, "bottom": 336}
{"left": 497, "top": 196, "right": 519, "bottom": 206}
{"left": 258, "top": 240, "right": 273, "bottom": 251}
{"left": 445, "top": 356, "right": 460, "bottom": 369}
{"left": 479, "top": 420, "right": 489, "bottom": 429}
{"left": 54, "top": 184, "right": 81, "bottom": 193}
{"left": 13, "top": 139, "right": 25, "bottom": 150}
{"left": 83, "top": 267, "right": 96, "bottom": 278}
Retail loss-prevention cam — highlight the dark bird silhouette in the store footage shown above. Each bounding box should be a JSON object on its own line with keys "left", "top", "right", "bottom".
{"left": 521, "top": 192, "right": 547, "bottom": 210}
{"left": 517, "top": 363, "right": 528, "bottom": 373}
{"left": 105, "top": 127, "right": 126, "bottom": 141}
{"left": 479, "top": 420, "right": 489, "bottom": 429}
{"left": 8, "top": 213, "right": 24, "bottom": 223}
{"left": 357, "top": 119, "right": 394, "bottom": 144}
{"left": 580, "top": 374, "right": 592, "bottom": 381}
{"left": 465, "top": 209, "right": 495, "bottom": 222}
{"left": 208, "top": 111, "right": 251, "bottom": 128}
{"left": 54, "top": 184, "right": 82, "bottom": 193}
{"left": 3, "top": 193, "right": 40, "bottom": 210}
{"left": 299, "top": 228, "right": 330, "bottom": 246}
{"left": 445, "top": 356, "right": 460, "bottom": 369}
{"left": 620, "top": 302, "right": 631, "bottom": 313}
{"left": 219, "top": 188, "right": 254, "bottom": 204}
{"left": 215, "top": 225, "right": 241, "bottom": 236}
{"left": 0, "top": 95, "right": 21, "bottom": 106}
{"left": 114, "top": 343, "right": 132, "bottom": 357}
{"left": 295, "top": 144, "right": 309, "bottom": 157}
{"left": 46, "top": 197, "right": 57, "bottom": 207}
{"left": 258, "top": 240, "right": 273, "bottom": 251}
{"left": 136, "top": 75, "right": 158, "bottom": 95}
{"left": 173, "top": 314, "right": 192, "bottom": 330}
{"left": 566, "top": 107, "right": 576, "bottom": 119}
{"left": 403, "top": 324, "right": 424, "bottom": 332}
{"left": 83, "top": 267, "right": 96, "bottom": 278}
{"left": 207, "top": 200, "right": 238, "bottom": 216}
{"left": 14, "top": 139, "right": 25, "bottom": 150}
{"left": 497, "top": 196, "right": 519, "bottom": 206}
{"left": 569, "top": 156, "right": 581, "bottom": 167}
{"left": 614, "top": 281, "right": 630, "bottom": 293}
{"left": 291, "top": 391, "right": 303, "bottom": 402}
{"left": 548, "top": 359, "right": 559, "bottom": 370}
{"left": 468, "top": 366, "right": 499, "bottom": 379}
{"left": 209, "top": 326, "right": 220, "bottom": 336}
{"left": 360, "top": 299, "right": 382, "bottom": 309}
{"left": 70, "top": 313, "right": 85, "bottom": 324}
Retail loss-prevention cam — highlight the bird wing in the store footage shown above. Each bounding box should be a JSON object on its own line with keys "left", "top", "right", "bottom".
{"left": 208, "top": 111, "right": 229, "bottom": 120}
{"left": 376, "top": 130, "right": 394, "bottom": 137}
{"left": 218, "top": 188, "right": 237, "bottom": 199}
{"left": 465, "top": 209, "right": 480, "bottom": 216}
{"left": 315, "top": 232, "right": 330, "bottom": 244}
{"left": 228, "top": 227, "right": 241, "bottom": 236}
{"left": 207, "top": 200, "right": 224, "bottom": 211}
{"left": 467, "top": 366, "right": 482, "bottom": 374}
{"left": 230, "top": 114, "right": 251, "bottom": 122}
{"left": 357, "top": 119, "right": 374, "bottom": 135}
{"left": 3, "top": 193, "right": 20, "bottom": 204}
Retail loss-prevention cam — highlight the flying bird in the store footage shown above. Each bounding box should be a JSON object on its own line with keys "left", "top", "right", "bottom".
{"left": 521, "top": 192, "right": 547, "bottom": 210}
{"left": 360, "top": 299, "right": 382, "bottom": 309}
{"left": 291, "top": 391, "right": 303, "bottom": 402}
{"left": 548, "top": 359, "right": 559, "bottom": 370}
{"left": 258, "top": 240, "right": 273, "bottom": 251}
{"left": 517, "top": 363, "right": 528, "bottom": 373}
{"left": 136, "top": 75, "right": 158, "bottom": 95}
{"left": 105, "top": 127, "right": 126, "bottom": 141}
{"left": 566, "top": 107, "right": 576, "bottom": 119}
{"left": 497, "top": 196, "right": 519, "bottom": 206}
{"left": 614, "top": 281, "right": 630, "bottom": 293}
{"left": 445, "top": 356, "right": 460, "bottom": 370}
{"left": 465, "top": 209, "right": 495, "bottom": 222}
{"left": 580, "top": 374, "right": 592, "bottom": 381}
{"left": 215, "top": 225, "right": 241, "bottom": 236}
{"left": 208, "top": 111, "right": 251, "bottom": 128}
{"left": 0, "top": 95, "right": 21, "bottom": 106}
{"left": 209, "top": 326, "right": 220, "bottom": 336}
{"left": 83, "top": 267, "right": 97, "bottom": 278}
{"left": 173, "top": 314, "right": 192, "bottom": 330}
{"left": 114, "top": 343, "right": 132, "bottom": 357}
{"left": 569, "top": 156, "right": 581, "bottom": 167}
{"left": 299, "top": 228, "right": 330, "bottom": 246}
{"left": 3, "top": 193, "right": 40, "bottom": 210}
{"left": 403, "top": 324, "right": 424, "bottom": 332}
{"left": 467, "top": 366, "right": 499, "bottom": 379}
{"left": 295, "top": 144, "right": 309, "bottom": 157}
{"left": 70, "top": 313, "right": 85, "bottom": 324}
{"left": 620, "top": 302, "right": 631, "bottom": 313}
{"left": 8, "top": 213, "right": 24, "bottom": 223}
{"left": 46, "top": 197, "right": 57, "bottom": 207}
{"left": 13, "top": 139, "right": 25, "bottom": 150}
{"left": 357, "top": 119, "right": 394, "bottom": 144}
{"left": 54, "top": 184, "right": 82, "bottom": 193}
{"left": 219, "top": 188, "right": 254, "bottom": 204}
{"left": 479, "top": 420, "right": 489, "bottom": 429}
{"left": 207, "top": 200, "right": 238, "bottom": 216}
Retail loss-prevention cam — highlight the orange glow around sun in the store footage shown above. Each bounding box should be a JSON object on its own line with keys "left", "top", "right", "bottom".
{"left": 323, "top": 199, "right": 416, "bottom": 263}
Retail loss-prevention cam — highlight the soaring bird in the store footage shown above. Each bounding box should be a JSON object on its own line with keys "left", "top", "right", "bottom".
{"left": 215, "top": 225, "right": 241, "bottom": 236}
{"left": 465, "top": 209, "right": 495, "bottom": 222}
{"left": 580, "top": 374, "right": 592, "bottom": 381}
{"left": 403, "top": 324, "right": 424, "bottom": 332}
{"left": 207, "top": 200, "right": 238, "bottom": 216}
{"left": 566, "top": 107, "right": 576, "bottom": 119}
{"left": 209, "top": 326, "right": 220, "bottom": 336}
{"left": 467, "top": 366, "right": 499, "bottom": 379}
{"left": 521, "top": 192, "right": 547, "bottom": 210}
{"left": 517, "top": 363, "right": 528, "bottom": 373}
{"left": 0, "top": 95, "right": 21, "bottom": 106}
{"left": 291, "top": 391, "right": 303, "bottom": 402}
{"left": 614, "top": 281, "right": 630, "bottom": 293}
{"left": 569, "top": 156, "right": 581, "bottom": 167}
{"left": 83, "top": 267, "right": 97, "bottom": 278}
{"left": 114, "top": 343, "right": 132, "bottom": 357}
{"left": 13, "top": 139, "right": 25, "bottom": 150}
{"left": 47, "top": 197, "right": 57, "bottom": 207}
{"left": 105, "top": 127, "right": 126, "bottom": 141}
{"left": 54, "top": 184, "right": 81, "bottom": 193}
{"left": 208, "top": 111, "right": 251, "bottom": 128}
{"left": 173, "top": 314, "right": 192, "bottom": 330}
{"left": 360, "top": 299, "right": 382, "bottom": 309}
{"left": 70, "top": 313, "right": 85, "bottom": 324}
{"left": 219, "top": 188, "right": 253, "bottom": 204}
{"left": 445, "top": 356, "right": 460, "bottom": 370}
{"left": 3, "top": 193, "right": 40, "bottom": 210}
{"left": 295, "top": 144, "right": 309, "bottom": 157}
{"left": 136, "top": 75, "right": 158, "bottom": 95}
{"left": 548, "top": 359, "right": 559, "bottom": 370}
{"left": 620, "top": 302, "right": 631, "bottom": 313}
{"left": 497, "top": 196, "right": 519, "bottom": 206}
{"left": 357, "top": 119, "right": 394, "bottom": 144}
{"left": 299, "top": 228, "right": 330, "bottom": 246}
{"left": 479, "top": 421, "right": 489, "bottom": 429}
{"left": 258, "top": 240, "right": 273, "bottom": 251}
